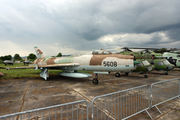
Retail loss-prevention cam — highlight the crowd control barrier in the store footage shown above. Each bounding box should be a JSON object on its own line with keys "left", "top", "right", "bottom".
{"left": 91, "top": 85, "right": 150, "bottom": 120}
{"left": 0, "top": 78, "right": 179, "bottom": 120}
{"left": 0, "top": 100, "right": 89, "bottom": 120}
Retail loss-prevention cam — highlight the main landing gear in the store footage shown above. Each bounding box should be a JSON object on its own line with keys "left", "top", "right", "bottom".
{"left": 92, "top": 73, "right": 99, "bottom": 85}
{"left": 115, "top": 72, "right": 129, "bottom": 77}
{"left": 115, "top": 72, "right": 120, "bottom": 77}
{"left": 165, "top": 71, "right": 168, "bottom": 75}
{"left": 144, "top": 75, "right": 148, "bottom": 78}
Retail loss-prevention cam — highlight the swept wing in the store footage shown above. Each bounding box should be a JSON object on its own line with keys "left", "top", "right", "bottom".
{"left": 6, "top": 63, "right": 80, "bottom": 70}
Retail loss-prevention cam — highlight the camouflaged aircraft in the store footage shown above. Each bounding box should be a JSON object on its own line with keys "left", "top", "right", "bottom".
{"left": 163, "top": 50, "right": 180, "bottom": 68}
{"left": 7, "top": 46, "right": 139, "bottom": 84}
{"left": 119, "top": 47, "right": 175, "bottom": 75}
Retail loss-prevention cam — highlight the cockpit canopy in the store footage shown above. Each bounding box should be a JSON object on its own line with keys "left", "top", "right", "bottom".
{"left": 92, "top": 50, "right": 112, "bottom": 55}
{"left": 86, "top": 50, "right": 113, "bottom": 55}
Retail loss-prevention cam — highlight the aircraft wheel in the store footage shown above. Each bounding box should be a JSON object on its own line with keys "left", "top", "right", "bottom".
{"left": 92, "top": 78, "right": 98, "bottom": 85}
{"left": 115, "top": 72, "right": 120, "bottom": 77}
{"left": 165, "top": 72, "right": 168, "bottom": 75}
{"left": 125, "top": 72, "right": 129, "bottom": 76}
{"left": 144, "top": 75, "right": 148, "bottom": 78}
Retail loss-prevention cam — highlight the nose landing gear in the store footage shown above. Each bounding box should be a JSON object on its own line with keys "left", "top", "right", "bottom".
{"left": 92, "top": 73, "right": 99, "bottom": 85}
{"left": 165, "top": 71, "right": 168, "bottom": 75}
{"left": 144, "top": 75, "right": 148, "bottom": 78}
{"left": 144, "top": 72, "right": 148, "bottom": 78}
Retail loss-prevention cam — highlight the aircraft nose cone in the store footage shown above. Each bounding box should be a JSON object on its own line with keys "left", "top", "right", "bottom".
{"left": 167, "top": 65, "right": 174, "bottom": 70}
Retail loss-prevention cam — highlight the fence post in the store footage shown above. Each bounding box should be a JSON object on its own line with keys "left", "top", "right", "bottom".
{"left": 179, "top": 78, "right": 180, "bottom": 96}
{"left": 148, "top": 86, "right": 150, "bottom": 108}
{"left": 150, "top": 84, "right": 153, "bottom": 108}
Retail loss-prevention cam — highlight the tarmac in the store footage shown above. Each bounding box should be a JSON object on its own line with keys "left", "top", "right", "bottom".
{"left": 0, "top": 68, "right": 180, "bottom": 120}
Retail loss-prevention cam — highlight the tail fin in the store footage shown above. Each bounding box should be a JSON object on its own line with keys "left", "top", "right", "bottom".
{"left": 34, "top": 46, "right": 46, "bottom": 59}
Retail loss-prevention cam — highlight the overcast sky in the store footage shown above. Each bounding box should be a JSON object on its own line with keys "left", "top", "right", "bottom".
{"left": 0, "top": 0, "right": 180, "bottom": 56}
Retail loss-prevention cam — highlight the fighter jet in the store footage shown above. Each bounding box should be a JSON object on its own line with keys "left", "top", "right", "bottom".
{"left": 23, "top": 59, "right": 32, "bottom": 65}
{"left": 7, "top": 46, "right": 139, "bottom": 84}
{"left": 3, "top": 60, "right": 14, "bottom": 65}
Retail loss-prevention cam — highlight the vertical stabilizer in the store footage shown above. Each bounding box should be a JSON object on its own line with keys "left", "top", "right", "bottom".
{"left": 34, "top": 46, "right": 46, "bottom": 58}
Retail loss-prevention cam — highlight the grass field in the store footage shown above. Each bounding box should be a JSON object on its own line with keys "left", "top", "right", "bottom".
{"left": 0, "top": 63, "right": 92, "bottom": 80}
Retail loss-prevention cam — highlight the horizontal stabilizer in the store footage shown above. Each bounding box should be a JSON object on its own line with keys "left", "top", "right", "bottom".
{"left": 59, "top": 72, "right": 92, "bottom": 78}
{"left": 6, "top": 66, "right": 36, "bottom": 70}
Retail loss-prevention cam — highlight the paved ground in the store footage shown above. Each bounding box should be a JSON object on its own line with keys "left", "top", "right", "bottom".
{"left": 0, "top": 68, "right": 180, "bottom": 119}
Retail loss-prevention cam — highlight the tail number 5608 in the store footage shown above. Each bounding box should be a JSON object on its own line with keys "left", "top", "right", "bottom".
{"left": 103, "top": 61, "right": 117, "bottom": 67}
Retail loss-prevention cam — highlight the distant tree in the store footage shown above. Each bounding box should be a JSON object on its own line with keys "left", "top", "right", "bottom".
{"left": 0, "top": 59, "right": 2, "bottom": 64}
{"left": 27, "top": 53, "right": 36, "bottom": 61}
{"left": 4, "top": 55, "right": 12, "bottom": 60}
{"left": 161, "top": 48, "right": 168, "bottom": 52}
{"left": 154, "top": 48, "right": 169, "bottom": 53}
{"left": 0, "top": 55, "right": 11, "bottom": 61}
{"left": 0, "top": 56, "right": 5, "bottom": 61}
{"left": 14, "top": 54, "right": 22, "bottom": 60}
{"left": 56, "top": 52, "right": 62, "bottom": 57}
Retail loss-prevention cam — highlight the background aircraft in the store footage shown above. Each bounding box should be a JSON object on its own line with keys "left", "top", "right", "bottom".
{"left": 3, "top": 60, "right": 14, "bottom": 65}
{"left": 129, "top": 59, "right": 154, "bottom": 78}
{"left": 23, "top": 59, "right": 33, "bottom": 65}
{"left": 7, "top": 46, "right": 139, "bottom": 84}
{"left": 135, "top": 47, "right": 180, "bottom": 69}
{"left": 114, "top": 59, "right": 154, "bottom": 78}
{"left": 163, "top": 50, "right": 180, "bottom": 68}
{"left": 106, "top": 48, "right": 155, "bottom": 78}
{"left": 117, "top": 47, "right": 174, "bottom": 75}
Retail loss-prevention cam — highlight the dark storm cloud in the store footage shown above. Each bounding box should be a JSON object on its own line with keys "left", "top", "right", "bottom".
{"left": 165, "top": 28, "right": 180, "bottom": 41}
{"left": 56, "top": 0, "right": 180, "bottom": 43}
{"left": 143, "top": 23, "right": 180, "bottom": 34}
{"left": 1, "top": 0, "right": 180, "bottom": 56}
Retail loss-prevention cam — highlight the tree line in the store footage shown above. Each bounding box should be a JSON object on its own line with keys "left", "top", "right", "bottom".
{"left": 0, "top": 52, "right": 62, "bottom": 64}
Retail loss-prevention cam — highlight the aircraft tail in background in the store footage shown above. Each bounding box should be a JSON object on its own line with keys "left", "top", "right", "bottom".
{"left": 34, "top": 46, "right": 46, "bottom": 59}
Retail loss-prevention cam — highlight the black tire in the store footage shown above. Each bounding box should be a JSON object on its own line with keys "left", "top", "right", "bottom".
{"left": 92, "top": 78, "right": 98, "bottom": 85}
{"left": 115, "top": 72, "right": 120, "bottom": 77}
{"left": 144, "top": 75, "right": 148, "bottom": 78}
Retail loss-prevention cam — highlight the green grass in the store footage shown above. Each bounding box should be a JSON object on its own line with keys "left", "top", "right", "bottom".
{"left": 0, "top": 63, "right": 92, "bottom": 80}
{"left": 0, "top": 63, "right": 37, "bottom": 79}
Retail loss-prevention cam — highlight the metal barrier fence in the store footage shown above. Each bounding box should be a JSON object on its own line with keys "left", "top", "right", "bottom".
{"left": 0, "top": 100, "right": 89, "bottom": 120}
{"left": 91, "top": 85, "right": 150, "bottom": 120}
{"left": 1, "top": 78, "right": 180, "bottom": 120}
{"left": 150, "top": 78, "right": 180, "bottom": 114}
